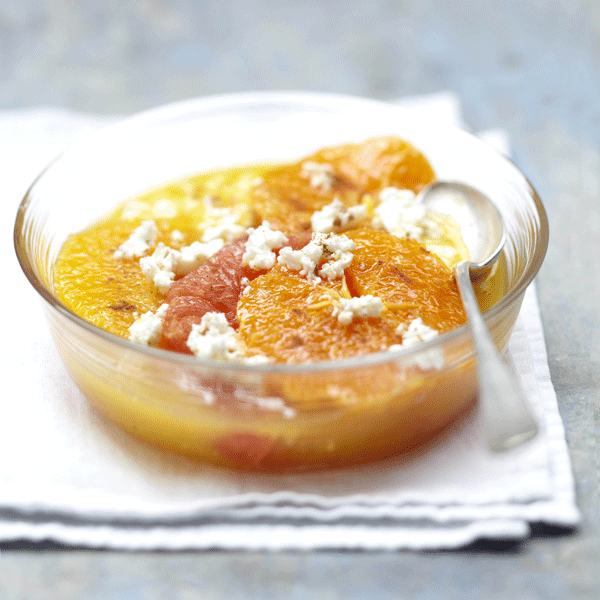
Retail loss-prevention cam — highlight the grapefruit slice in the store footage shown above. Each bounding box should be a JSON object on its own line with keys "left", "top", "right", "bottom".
{"left": 160, "top": 239, "right": 255, "bottom": 352}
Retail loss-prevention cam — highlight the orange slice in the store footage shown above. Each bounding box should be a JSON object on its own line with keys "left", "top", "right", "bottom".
{"left": 312, "top": 135, "right": 436, "bottom": 193}
{"left": 237, "top": 229, "right": 466, "bottom": 364}
{"left": 345, "top": 229, "right": 466, "bottom": 333}
{"left": 251, "top": 136, "right": 435, "bottom": 233}
{"left": 237, "top": 264, "right": 398, "bottom": 363}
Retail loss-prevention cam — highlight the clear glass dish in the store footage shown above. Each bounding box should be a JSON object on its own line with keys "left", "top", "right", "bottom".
{"left": 14, "top": 92, "right": 548, "bottom": 471}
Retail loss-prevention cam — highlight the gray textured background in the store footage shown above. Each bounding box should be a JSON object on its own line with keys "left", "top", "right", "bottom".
{"left": 2, "top": 0, "right": 599, "bottom": 598}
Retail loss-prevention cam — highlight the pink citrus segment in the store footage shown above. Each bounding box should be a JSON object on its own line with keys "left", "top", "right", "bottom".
{"left": 160, "top": 239, "right": 255, "bottom": 352}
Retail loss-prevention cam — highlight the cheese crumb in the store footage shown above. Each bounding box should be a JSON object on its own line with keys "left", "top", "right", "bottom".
{"left": 372, "top": 187, "right": 430, "bottom": 240}
{"left": 185, "top": 312, "right": 267, "bottom": 365}
{"left": 114, "top": 220, "right": 158, "bottom": 260}
{"left": 139, "top": 243, "right": 178, "bottom": 294}
{"left": 311, "top": 198, "right": 368, "bottom": 233}
{"left": 140, "top": 238, "right": 224, "bottom": 294}
{"left": 242, "top": 222, "right": 289, "bottom": 270}
{"left": 318, "top": 232, "right": 355, "bottom": 280}
{"left": 335, "top": 295, "right": 384, "bottom": 325}
{"left": 277, "top": 240, "right": 324, "bottom": 282}
{"left": 200, "top": 196, "right": 248, "bottom": 242}
{"left": 389, "top": 317, "right": 444, "bottom": 370}
{"left": 186, "top": 312, "right": 273, "bottom": 364}
{"left": 202, "top": 221, "right": 247, "bottom": 243}
{"left": 396, "top": 317, "right": 439, "bottom": 347}
{"left": 175, "top": 239, "right": 224, "bottom": 275}
{"left": 301, "top": 161, "right": 336, "bottom": 191}
{"left": 278, "top": 232, "right": 355, "bottom": 283}
{"left": 186, "top": 312, "right": 242, "bottom": 361}
{"left": 128, "top": 303, "right": 169, "bottom": 345}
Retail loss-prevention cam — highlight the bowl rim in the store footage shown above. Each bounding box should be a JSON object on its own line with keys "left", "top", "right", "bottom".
{"left": 13, "top": 90, "right": 549, "bottom": 374}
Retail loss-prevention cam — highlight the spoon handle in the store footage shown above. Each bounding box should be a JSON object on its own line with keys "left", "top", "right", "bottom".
{"left": 455, "top": 261, "right": 539, "bottom": 452}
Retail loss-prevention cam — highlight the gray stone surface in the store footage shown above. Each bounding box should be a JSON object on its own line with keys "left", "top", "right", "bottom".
{"left": 1, "top": 0, "right": 599, "bottom": 598}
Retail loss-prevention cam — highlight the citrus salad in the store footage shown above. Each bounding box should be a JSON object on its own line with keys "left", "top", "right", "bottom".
{"left": 53, "top": 136, "right": 482, "bottom": 365}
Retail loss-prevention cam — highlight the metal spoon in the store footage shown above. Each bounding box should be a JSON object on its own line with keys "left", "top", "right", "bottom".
{"left": 417, "top": 181, "right": 538, "bottom": 452}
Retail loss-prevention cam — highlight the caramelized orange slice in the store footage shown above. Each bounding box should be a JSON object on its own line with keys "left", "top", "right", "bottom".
{"left": 237, "top": 228, "right": 465, "bottom": 364}
{"left": 237, "top": 264, "right": 400, "bottom": 363}
{"left": 312, "top": 136, "right": 436, "bottom": 193}
{"left": 251, "top": 136, "right": 435, "bottom": 233}
{"left": 346, "top": 229, "right": 466, "bottom": 333}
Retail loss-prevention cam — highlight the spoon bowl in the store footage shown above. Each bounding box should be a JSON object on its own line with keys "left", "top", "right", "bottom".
{"left": 418, "top": 181, "right": 506, "bottom": 279}
{"left": 417, "top": 181, "right": 539, "bottom": 452}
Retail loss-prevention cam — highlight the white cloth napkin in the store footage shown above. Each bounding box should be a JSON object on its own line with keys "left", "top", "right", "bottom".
{"left": 2, "top": 94, "right": 579, "bottom": 550}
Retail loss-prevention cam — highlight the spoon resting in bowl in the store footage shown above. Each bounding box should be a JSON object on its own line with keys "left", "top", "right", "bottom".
{"left": 417, "top": 181, "right": 538, "bottom": 452}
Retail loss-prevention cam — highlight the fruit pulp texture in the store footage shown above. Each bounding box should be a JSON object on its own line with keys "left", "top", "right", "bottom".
{"left": 237, "top": 231, "right": 467, "bottom": 363}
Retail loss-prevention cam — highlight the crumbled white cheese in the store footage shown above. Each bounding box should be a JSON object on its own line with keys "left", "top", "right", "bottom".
{"left": 175, "top": 239, "right": 224, "bottom": 275}
{"left": 278, "top": 240, "right": 324, "bottom": 282}
{"left": 140, "top": 238, "right": 223, "bottom": 294}
{"left": 242, "top": 222, "right": 289, "bottom": 270}
{"left": 113, "top": 220, "right": 158, "bottom": 260}
{"left": 318, "top": 232, "right": 355, "bottom": 280}
{"left": 200, "top": 196, "right": 247, "bottom": 242}
{"left": 301, "top": 161, "right": 336, "bottom": 191}
{"left": 388, "top": 317, "right": 444, "bottom": 369}
{"left": 278, "top": 232, "right": 355, "bottom": 283}
{"left": 186, "top": 312, "right": 242, "bottom": 361}
{"left": 372, "top": 187, "right": 430, "bottom": 240}
{"left": 140, "top": 243, "right": 178, "bottom": 294}
{"left": 170, "top": 229, "right": 185, "bottom": 244}
{"left": 311, "top": 198, "right": 368, "bottom": 233}
{"left": 202, "top": 221, "right": 247, "bottom": 243}
{"left": 334, "top": 295, "right": 384, "bottom": 325}
{"left": 186, "top": 312, "right": 266, "bottom": 365}
{"left": 396, "top": 317, "right": 439, "bottom": 347}
{"left": 128, "top": 303, "right": 169, "bottom": 345}
{"left": 388, "top": 317, "right": 445, "bottom": 371}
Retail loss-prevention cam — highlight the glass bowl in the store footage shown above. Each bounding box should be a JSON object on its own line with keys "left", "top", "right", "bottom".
{"left": 14, "top": 92, "right": 548, "bottom": 472}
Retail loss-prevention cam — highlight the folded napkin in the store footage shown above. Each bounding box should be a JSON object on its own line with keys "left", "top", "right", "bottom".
{"left": 1, "top": 93, "right": 579, "bottom": 550}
